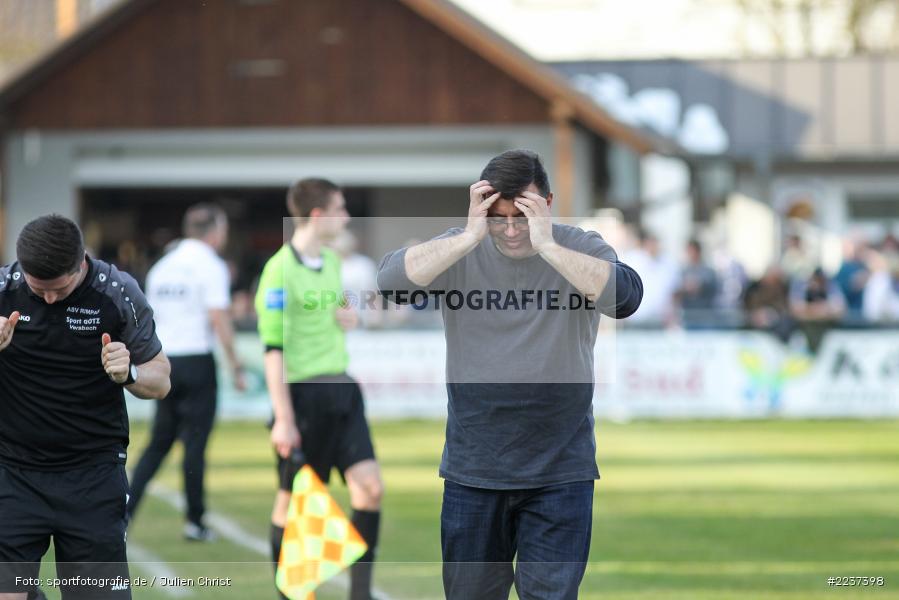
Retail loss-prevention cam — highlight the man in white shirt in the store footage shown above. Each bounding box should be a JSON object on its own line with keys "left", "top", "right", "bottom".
{"left": 863, "top": 253, "right": 899, "bottom": 323}
{"left": 621, "top": 230, "right": 680, "bottom": 327}
{"left": 331, "top": 230, "right": 382, "bottom": 328}
{"left": 127, "top": 203, "right": 245, "bottom": 541}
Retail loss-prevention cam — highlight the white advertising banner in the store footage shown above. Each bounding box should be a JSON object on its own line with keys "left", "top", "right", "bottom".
{"left": 127, "top": 329, "right": 899, "bottom": 420}
{"left": 592, "top": 331, "right": 785, "bottom": 419}
{"left": 780, "top": 332, "right": 899, "bottom": 417}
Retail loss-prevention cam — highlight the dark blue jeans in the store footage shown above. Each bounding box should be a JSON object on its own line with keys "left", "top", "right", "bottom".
{"left": 441, "top": 479, "right": 594, "bottom": 600}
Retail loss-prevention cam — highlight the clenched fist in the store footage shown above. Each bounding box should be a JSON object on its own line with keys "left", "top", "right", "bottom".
{"left": 0, "top": 311, "right": 20, "bottom": 352}
{"left": 101, "top": 332, "right": 131, "bottom": 384}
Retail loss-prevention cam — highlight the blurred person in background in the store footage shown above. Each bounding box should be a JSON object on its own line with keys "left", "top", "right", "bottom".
{"left": 621, "top": 229, "right": 679, "bottom": 327}
{"left": 780, "top": 234, "right": 816, "bottom": 282}
{"left": 743, "top": 265, "right": 794, "bottom": 342}
{"left": 127, "top": 204, "right": 246, "bottom": 542}
{"left": 882, "top": 233, "right": 899, "bottom": 258}
{"left": 862, "top": 249, "right": 899, "bottom": 323}
{"left": 833, "top": 237, "right": 870, "bottom": 325}
{"left": 711, "top": 244, "right": 748, "bottom": 327}
{"left": 789, "top": 267, "right": 846, "bottom": 352}
{"left": 330, "top": 230, "right": 382, "bottom": 328}
{"left": 229, "top": 288, "right": 257, "bottom": 331}
{"left": 676, "top": 239, "right": 719, "bottom": 329}
{"left": 256, "top": 179, "right": 382, "bottom": 600}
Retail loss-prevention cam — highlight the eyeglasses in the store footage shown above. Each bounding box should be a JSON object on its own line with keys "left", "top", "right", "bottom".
{"left": 486, "top": 217, "right": 530, "bottom": 230}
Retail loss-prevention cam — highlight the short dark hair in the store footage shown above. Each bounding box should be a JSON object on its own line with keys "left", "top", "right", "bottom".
{"left": 480, "top": 149, "right": 551, "bottom": 199}
{"left": 183, "top": 203, "right": 226, "bottom": 238}
{"left": 286, "top": 178, "right": 340, "bottom": 219}
{"left": 16, "top": 214, "right": 85, "bottom": 279}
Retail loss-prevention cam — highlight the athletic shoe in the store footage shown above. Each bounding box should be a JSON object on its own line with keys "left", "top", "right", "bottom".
{"left": 183, "top": 521, "right": 217, "bottom": 542}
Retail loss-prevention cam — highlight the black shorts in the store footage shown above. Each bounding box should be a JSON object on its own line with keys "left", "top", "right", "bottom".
{"left": 0, "top": 461, "right": 131, "bottom": 599}
{"left": 276, "top": 374, "right": 376, "bottom": 490}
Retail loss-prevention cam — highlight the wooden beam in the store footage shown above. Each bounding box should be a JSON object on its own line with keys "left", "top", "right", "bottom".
{"left": 552, "top": 102, "right": 575, "bottom": 219}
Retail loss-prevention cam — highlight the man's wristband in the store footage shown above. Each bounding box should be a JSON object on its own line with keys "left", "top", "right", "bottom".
{"left": 123, "top": 362, "right": 138, "bottom": 386}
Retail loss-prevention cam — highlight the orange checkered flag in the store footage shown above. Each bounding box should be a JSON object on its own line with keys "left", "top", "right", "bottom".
{"left": 276, "top": 450, "right": 368, "bottom": 600}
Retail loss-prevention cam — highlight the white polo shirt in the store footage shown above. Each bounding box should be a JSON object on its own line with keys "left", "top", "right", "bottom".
{"left": 146, "top": 238, "right": 230, "bottom": 357}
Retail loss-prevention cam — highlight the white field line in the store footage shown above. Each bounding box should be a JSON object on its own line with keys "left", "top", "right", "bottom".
{"left": 148, "top": 485, "right": 268, "bottom": 556}
{"left": 127, "top": 542, "right": 195, "bottom": 598}
{"left": 145, "top": 483, "right": 397, "bottom": 600}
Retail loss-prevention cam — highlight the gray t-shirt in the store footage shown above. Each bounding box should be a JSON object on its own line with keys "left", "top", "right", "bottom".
{"left": 377, "top": 224, "right": 643, "bottom": 489}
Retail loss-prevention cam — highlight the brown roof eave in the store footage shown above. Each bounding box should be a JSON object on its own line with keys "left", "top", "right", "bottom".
{"left": 0, "top": 0, "right": 156, "bottom": 115}
{"left": 0, "top": 0, "right": 681, "bottom": 157}
{"left": 399, "top": 0, "right": 675, "bottom": 156}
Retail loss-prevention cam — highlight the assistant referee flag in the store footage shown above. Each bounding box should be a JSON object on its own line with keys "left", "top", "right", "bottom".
{"left": 276, "top": 451, "right": 368, "bottom": 600}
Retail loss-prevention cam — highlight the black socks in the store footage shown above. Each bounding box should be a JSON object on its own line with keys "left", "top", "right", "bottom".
{"left": 350, "top": 509, "right": 380, "bottom": 600}
{"left": 270, "top": 524, "right": 289, "bottom": 600}
{"left": 271, "top": 523, "right": 284, "bottom": 569}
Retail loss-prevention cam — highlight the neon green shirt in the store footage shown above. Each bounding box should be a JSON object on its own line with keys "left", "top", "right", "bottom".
{"left": 255, "top": 245, "right": 348, "bottom": 382}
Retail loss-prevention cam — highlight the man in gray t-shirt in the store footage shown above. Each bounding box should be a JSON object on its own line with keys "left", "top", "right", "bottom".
{"left": 378, "top": 150, "right": 642, "bottom": 600}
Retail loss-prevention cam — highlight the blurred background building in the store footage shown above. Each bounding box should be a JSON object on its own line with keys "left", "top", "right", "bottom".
{"left": 0, "top": 0, "right": 663, "bottom": 284}
{"left": 1, "top": 0, "right": 897, "bottom": 417}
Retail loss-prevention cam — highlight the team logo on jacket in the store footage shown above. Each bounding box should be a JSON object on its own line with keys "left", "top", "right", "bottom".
{"left": 65, "top": 305, "right": 101, "bottom": 332}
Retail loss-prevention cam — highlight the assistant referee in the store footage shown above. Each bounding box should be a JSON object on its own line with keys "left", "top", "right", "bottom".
{"left": 256, "top": 179, "right": 383, "bottom": 600}
{"left": 0, "top": 215, "right": 171, "bottom": 600}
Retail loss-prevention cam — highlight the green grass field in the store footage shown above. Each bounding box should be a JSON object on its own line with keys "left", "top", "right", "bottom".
{"left": 36, "top": 419, "right": 899, "bottom": 599}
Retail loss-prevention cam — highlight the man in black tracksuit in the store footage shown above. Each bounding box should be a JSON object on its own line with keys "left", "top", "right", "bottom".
{"left": 0, "top": 215, "right": 171, "bottom": 600}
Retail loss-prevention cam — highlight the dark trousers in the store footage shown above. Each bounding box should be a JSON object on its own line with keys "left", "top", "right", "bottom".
{"left": 0, "top": 463, "right": 131, "bottom": 599}
{"left": 441, "top": 479, "right": 594, "bottom": 600}
{"left": 128, "top": 354, "right": 217, "bottom": 525}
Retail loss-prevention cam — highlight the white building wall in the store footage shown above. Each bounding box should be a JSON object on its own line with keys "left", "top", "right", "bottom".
{"left": 3, "top": 132, "right": 78, "bottom": 259}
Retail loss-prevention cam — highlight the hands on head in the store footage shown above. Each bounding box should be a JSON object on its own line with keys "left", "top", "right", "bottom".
{"left": 513, "top": 190, "right": 555, "bottom": 252}
{"left": 465, "top": 180, "right": 500, "bottom": 242}
{"left": 465, "top": 181, "right": 555, "bottom": 252}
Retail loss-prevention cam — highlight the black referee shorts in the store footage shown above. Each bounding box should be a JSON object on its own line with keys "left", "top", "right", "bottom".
{"left": 0, "top": 461, "right": 131, "bottom": 599}
{"left": 277, "top": 374, "right": 376, "bottom": 490}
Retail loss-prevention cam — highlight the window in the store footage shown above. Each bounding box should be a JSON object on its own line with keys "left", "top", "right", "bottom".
{"left": 847, "top": 196, "right": 899, "bottom": 220}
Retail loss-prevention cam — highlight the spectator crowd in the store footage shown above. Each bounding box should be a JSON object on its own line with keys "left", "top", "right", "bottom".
{"left": 621, "top": 229, "right": 899, "bottom": 352}
{"left": 95, "top": 214, "right": 899, "bottom": 355}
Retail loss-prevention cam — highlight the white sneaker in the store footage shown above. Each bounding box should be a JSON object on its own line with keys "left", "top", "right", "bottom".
{"left": 183, "top": 521, "right": 217, "bottom": 542}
